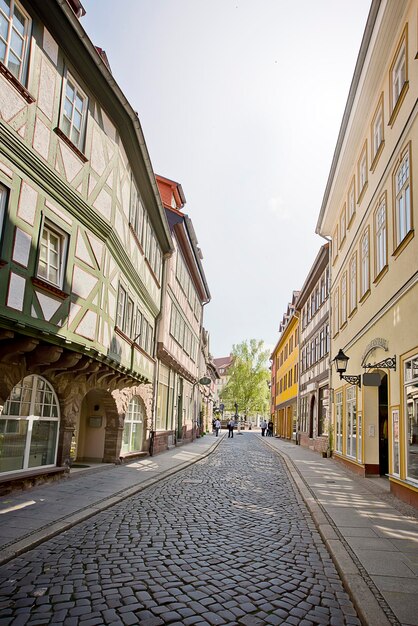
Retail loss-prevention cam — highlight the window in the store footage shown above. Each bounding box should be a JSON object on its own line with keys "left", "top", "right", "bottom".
{"left": 0, "top": 0, "right": 31, "bottom": 83}
{"left": 333, "top": 287, "right": 339, "bottom": 336}
{"left": 341, "top": 272, "right": 347, "bottom": 326}
{"left": 390, "top": 26, "right": 407, "bottom": 120}
{"left": 394, "top": 148, "right": 412, "bottom": 248}
{"left": 346, "top": 386, "right": 357, "bottom": 458}
{"left": 335, "top": 390, "right": 343, "bottom": 453}
{"left": 349, "top": 253, "right": 357, "bottom": 314}
{"left": 371, "top": 95, "right": 384, "bottom": 167}
{"left": 0, "top": 375, "right": 59, "bottom": 474}
{"left": 339, "top": 205, "right": 346, "bottom": 246}
{"left": 122, "top": 397, "right": 144, "bottom": 453}
{"left": 360, "top": 229, "right": 370, "bottom": 298}
{"left": 404, "top": 356, "right": 418, "bottom": 482}
{"left": 347, "top": 177, "right": 355, "bottom": 224}
{"left": 37, "top": 221, "right": 68, "bottom": 288}
{"left": 129, "top": 184, "right": 144, "bottom": 244}
{"left": 358, "top": 143, "right": 368, "bottom": 200}
{"left": 332, "top": 227, "right": 338, "bottom": 263}
{"left": 374, "top": 196, "right": 387, "bottom": 276}
{"left": 0, "top": 183, "right": 7, "bottom": 237}
{"left": 60, "top": 73, "right": 88, "bottom": 151}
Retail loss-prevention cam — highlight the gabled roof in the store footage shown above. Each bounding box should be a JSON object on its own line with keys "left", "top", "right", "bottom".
{"left": 213, "top": 356, "right": 233, "bottom": 370}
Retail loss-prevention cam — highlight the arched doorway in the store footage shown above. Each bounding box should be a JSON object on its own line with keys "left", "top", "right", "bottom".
{"left": 378, "top": 373, "right": 388, "bottom": 476}
{"left": 74, "top": 389, "right": 108, "bottom": 463}
{"left": 0, "top": 375, "right": 60, "bottom": 474}
{"left": 309, "top": 396, "right": 315, "bottom": 439}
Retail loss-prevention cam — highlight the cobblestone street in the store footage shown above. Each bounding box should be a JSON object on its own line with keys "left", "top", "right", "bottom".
{"left": 0, "top": 434, "right": 361, "bottom": 626}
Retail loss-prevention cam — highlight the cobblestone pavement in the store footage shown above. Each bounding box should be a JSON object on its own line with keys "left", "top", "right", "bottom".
{"left": 0, "top": 435, "right": 362, "bottom": 626}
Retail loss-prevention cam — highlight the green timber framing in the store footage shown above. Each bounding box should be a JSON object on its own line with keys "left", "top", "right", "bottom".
{"left": 0, "top": 0, "right": 173, "bottom": 492}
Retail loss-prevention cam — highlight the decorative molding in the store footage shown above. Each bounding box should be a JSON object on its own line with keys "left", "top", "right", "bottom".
{"left": 31, "top": 276, "right": 68, "bottom": 300}
{"left": 0, "top": 61, "right": 36, "bottom": 103}
{"left": 363, "top": 356, "right": 396, "bottom": 371}
{"left": 53, "top": 127, "right": 88, "bottom": 163}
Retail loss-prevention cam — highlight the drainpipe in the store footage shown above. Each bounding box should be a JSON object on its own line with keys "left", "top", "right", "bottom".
{"left": 150, "top": 252, "right": 171, "bottom": 455}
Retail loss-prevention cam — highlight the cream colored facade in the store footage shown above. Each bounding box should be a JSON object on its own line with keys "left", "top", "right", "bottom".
{"left": 317, "top": 0, "right": 418, "bottom": 506}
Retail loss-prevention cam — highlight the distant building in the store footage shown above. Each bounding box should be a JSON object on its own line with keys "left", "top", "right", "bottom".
{"left": 213, "top": 355, "right": 233, "bottom": 407}
{"left": 154, "top": 175, "right": 210, "bottom": 452}
{"left": 296, "top": 245, "right": 330, "bottom": 454}
{"left": 271, "top": 293, "right": 300, "bottom": 439}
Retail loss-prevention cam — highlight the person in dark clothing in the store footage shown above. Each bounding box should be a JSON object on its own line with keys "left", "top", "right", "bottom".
{"left": 267, "top": 420, "right": 274, "bottom": 436}
{"left": 227, "top": 418, "right": 235, "bottom": 438}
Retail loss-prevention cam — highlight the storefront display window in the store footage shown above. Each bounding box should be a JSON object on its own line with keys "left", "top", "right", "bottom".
{"left": 0, "top": 375, "right": 60, "bottom": 474}
{"left": 405, "top": 357, "right": 418, "bottom": 482}
{"left": 346, "top": 386, "right": 357, "bottom": 458}
{"left": 335, "top": 391, "right": 343, "bottom": 453}
{"left": 392, "top": 408, "right": 400, "bottom": 476}
{"left": 121, "top": 397, "right": 144, "bottom": 454}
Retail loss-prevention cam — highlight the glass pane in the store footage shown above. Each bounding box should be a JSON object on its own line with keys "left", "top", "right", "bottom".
{"left": 0, "top": 0, "right": 11, "bottom": 17}
{"left": 66, "top": 81, "right": 75, "bottom": 103}
{"left": 73, "top": 109, "right": 82, "bottom": 131}
{"left": 61, "top": 115, "right": 71, "bottom": 136}
{"left": 0, "top": 13, "right": 8, "bottom": 40}
{"left": 0, "top": 39, "right": 5, "bottom": 64}
{"left": 64, "top": 97, "right": 73, "bottom": 120}
{"left": 121, "top": 423, "right": 130, "bottom": 453}
{"left": 11, "top": 28, "right": 23, "bottom": 56}
{"left": 13, "top": 5, "right": 25, "bottom": 35}
{"left": 0, "top": 419, "right": 28, "bottom": 473}
{"left": 28, "top": 420, "right": 58, "bottom": 468}
{"left": 75, "top": 93, "right": 84, "bottom": 113}
{"left": 8, "top": 50, "right": 20, "bottom": 78}
{"left": 71, "top": 127, "right": 80, "bottom": 147}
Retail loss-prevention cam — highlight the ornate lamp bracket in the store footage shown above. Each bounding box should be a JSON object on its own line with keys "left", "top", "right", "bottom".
{"left": 363, "top": 356, "right": 396, "bottom": 371}
{"left": 341, "top": 374, "right": 362, "bottom": 388}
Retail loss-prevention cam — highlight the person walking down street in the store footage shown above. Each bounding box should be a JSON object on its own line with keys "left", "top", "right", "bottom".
{"left": 227, "top": 418, "right": 235, "bottom": 438}
{"left": 260, "top": 419, "right": 267, "bottom": 436}
{"left": 267, "top": 420, "right": 274, "bottom": 437}
{"left": 214, "top": 418, "right": 221, "bottom": 437}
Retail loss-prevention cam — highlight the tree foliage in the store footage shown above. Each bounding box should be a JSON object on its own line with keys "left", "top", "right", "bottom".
{"left": 221, "top": 339, "right": 270, "bottom": 416}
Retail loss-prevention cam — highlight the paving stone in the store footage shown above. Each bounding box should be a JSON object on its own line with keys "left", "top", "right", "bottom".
{"left": 0, "top": 436, "right": 361, "bottom": 626}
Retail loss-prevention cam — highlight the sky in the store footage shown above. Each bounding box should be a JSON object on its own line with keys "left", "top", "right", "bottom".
{"left": 81, "top": 0, "right": 371, "bottom": 358}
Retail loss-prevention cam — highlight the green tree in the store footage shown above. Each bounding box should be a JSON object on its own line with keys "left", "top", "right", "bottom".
{"left": 221, "top": 339, "right": 270, "bottom": 417}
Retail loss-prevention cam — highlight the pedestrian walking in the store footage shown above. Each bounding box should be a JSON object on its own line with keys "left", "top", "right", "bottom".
{"left": 267, "top": 420, "right": 274, "bottom": 437}
{"left": 214, "top": 418, "right": 221, "bottom": 437}
{"left": 260, "top": 419, "right": 267, "bottom": 437}
{"left": 227, "top": 418, "right": 235, "bottom": 438}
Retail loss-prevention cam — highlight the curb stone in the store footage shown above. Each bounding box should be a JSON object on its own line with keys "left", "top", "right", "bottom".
{"left": 261, "top": 437, "right": 394, "bottom": 626}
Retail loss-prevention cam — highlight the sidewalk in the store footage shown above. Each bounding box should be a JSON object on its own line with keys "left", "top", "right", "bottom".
{"left": 0, "top": 433, "right": 224, "bottom": 566}
{"left": 262, "top": 436, "right": 418, "bottom": 626}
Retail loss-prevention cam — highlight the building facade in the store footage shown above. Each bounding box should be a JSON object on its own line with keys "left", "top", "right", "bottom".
{"left": 0, "top": 0, "right": 173, "bottom": 490}
{"left": 296, "top": 245, "right": 331, "bottom": 454}
{"left": 154, "top": 175, "right": 210, "bottom": 453}
{"left": 317, "top": 0, "right": 418, "bottom": 506}
{"left": 271, "top": 293, "right": 300, "bottom": 439}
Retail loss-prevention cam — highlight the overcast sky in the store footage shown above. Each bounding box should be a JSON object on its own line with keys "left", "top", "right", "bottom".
{"left": 82, "top": 0, "right": 371, "bottom": 357}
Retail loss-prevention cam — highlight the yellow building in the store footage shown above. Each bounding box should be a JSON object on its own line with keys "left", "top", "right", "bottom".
{"left": 317, "top": 0, "right": 418, "bottom": 507}
{"left": 271, "top": 293, "right": 300, "bottom": 439}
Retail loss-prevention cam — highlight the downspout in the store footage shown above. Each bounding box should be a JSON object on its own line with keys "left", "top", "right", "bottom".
{"left": 149, "top": 251, "right": 171, "bottom": 455}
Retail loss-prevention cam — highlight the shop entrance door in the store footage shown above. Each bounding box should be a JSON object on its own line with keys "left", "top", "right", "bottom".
{"left": 378, "top": 374, "right": 388, "bottom": 476}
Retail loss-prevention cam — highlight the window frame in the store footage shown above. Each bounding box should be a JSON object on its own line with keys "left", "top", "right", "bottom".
{"left": 333, "top": 287, "right": 339, "bottom": 337}
{"left": 59, "top": 69, "right": 89, "bottom": 153}
{"left": 339, "top": 204, "right": 346, "bottom": 247}
{"left": 360, "top": 227, "right": 370, "bottom": 300}
{"left": 370, "top": 93, "right": 384, "bottom": 171}
{"left": 374, "top": 193, "right": 388, "bottom": 280}
{"left": 349, "top": 252, "right": 357, "bottom": 315}
{"left": 347, "top": 176, "right": 356, "bottom": 226}
{"left": 357, "top": 141, "right": 368, "bottom": 203}
{"left": 0, "top": 0, "right": 31, "bottom": 85}
{"left": 36, "top": 218, "right": 68, "bottom": 290}
{"left": 389, "top": 24, "right": 408, "bottom": 126}
{"left": 340, "top": 271, "right": 347, "bottom": 327}
{"left": 393, "top": 145, "right": 413, "bottom": 253}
